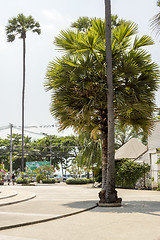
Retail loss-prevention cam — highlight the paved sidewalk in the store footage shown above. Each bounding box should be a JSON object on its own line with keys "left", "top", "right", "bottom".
{"left": 0, "top": 183, "right": 160, "bottom": 240}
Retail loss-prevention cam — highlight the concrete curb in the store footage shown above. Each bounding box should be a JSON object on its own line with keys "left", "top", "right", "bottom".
{"left": 0, "top": 193, "right": 36, "bottom": 207}
{"left": 98, "top": 202, "right": 122, "bottom": 207}
{"left": 0, "top": 191, "right": 17, "bottom": 200}
{"left": 0, "top": 204, "right": 98, "bottom": 231}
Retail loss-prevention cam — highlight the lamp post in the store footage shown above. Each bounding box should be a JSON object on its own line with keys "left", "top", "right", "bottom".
{"left": 9, "top": 123, "right": 13, "bottom": 174}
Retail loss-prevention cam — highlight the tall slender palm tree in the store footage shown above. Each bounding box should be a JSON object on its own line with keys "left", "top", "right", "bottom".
{"left": 151, "top": 0, "right": 160, "bottom": 37}
{"left": 104, "top": 0, "right": 118, "bottom": 203}
{"left": 6, "top": 14, "right": 41, "bottom": 171}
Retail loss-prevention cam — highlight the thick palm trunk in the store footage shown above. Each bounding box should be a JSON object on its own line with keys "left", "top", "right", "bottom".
{"left": 22, "top": 31, "right": 26, "bottom": 172}
{"left": 104, "top": 0, "right": 121, "bottom": 203}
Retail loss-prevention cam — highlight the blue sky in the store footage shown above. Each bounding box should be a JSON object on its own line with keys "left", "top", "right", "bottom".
{"left": 0, "top": 0, "right": 159, "bottom": 137}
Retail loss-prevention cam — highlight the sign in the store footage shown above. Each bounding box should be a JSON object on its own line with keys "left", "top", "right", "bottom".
{"left": 26, "top": 161, "right": 50, "bottom": 171}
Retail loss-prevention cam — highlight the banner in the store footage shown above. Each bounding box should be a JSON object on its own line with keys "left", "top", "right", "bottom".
{"left": 26, "top": 161, "right": 50, "bottom": 171}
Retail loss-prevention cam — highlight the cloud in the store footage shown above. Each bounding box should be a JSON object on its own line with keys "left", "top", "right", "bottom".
{"left": 43, "top": 9, "right": 67, "bottom": 23}
{"left": 41, "top": 24, "right": 56, "bottom": 32}
{"left": 41, "top": 9, "right": 73, "bottom": 34}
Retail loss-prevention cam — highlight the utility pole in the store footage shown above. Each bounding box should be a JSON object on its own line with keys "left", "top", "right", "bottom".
{"left": 9, "top": 123, "right": 13, "bottom": 173}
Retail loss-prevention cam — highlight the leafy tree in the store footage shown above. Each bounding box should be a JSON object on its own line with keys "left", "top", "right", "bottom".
{"left": 115, "top": 121, "right": 148, "bottom": 149}
{"left": 6, "top": 14, "right": 41, "bottom": 171}
{"left": 45, "top": 16, "right": 159, "bottom": 203}
{"left": 151, "top": 0, "right": 160, "bottom": 37}
{"left": 34, "top": 164, "right": 55, "bottom": 180}
{"left": 71, "top": 17, "right": 92, "bottom": 32}
{"left": 76, "top": 131, "right": 102, "bottom": 170}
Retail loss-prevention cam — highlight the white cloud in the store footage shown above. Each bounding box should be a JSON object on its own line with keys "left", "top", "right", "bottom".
{"left": 43, "top": 9, "right": 67, "bottom": 22}
{"left": 41, "top": 23, "right": 56, "bottom": 32}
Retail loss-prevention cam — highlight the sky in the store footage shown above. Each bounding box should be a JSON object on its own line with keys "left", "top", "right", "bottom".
{"left": 0, "top": 0, "right": 159, "bottom": 138}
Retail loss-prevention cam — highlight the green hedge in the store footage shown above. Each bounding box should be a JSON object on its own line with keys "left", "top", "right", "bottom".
{"left": 42, "top": 179, "right": 56, "bottom": 184}
{"left": 66, "top": 178, "right": 94, "bottom": 185}
{"left": 16, "top": 178, "right": 31, "bottom": 184}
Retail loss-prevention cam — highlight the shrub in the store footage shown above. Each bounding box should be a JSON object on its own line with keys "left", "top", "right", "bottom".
{"left": 42, "top": 179, "right": 56, "bottom": 184}
{"left": 16, "top": 178, "right": 31, "bottom": 184}
{"left": 87, "top": 178, "right": 95, "bottom": 183}
{"left": 94, "top": 168, "right": 102, "bottom": 183}
{"left": 66, "top": 178, "right": 93, "bottom": 184}
{"left": 115, "top": 160, "right": 150, "bottom": 188}
{"left": 36, "top": 174, "right": 43, "bottom": 183}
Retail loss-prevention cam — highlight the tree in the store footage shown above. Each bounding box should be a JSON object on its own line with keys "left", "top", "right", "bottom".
{"left": 45, "top": 18, "right": 159, "bottom": 203}
{"left": 151, "top": 0, "right": 160, "bottom": 37}
{"left": 76, "top": 131, "right": 102, "bottom": 169}
{"left": 6, "top": 14, "right": 41, "bottom": 171}
{"left": 71, "top": 17, "right": 92, "bottom": 32}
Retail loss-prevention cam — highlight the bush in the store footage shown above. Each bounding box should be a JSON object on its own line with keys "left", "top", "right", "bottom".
{"left": 42, "top": 179, "right": 56, "bottom": 184}
{"left": 94, "top": 168, "right": 102, "bottom": 183}
{"left": 16, "top": 178, "right": 31, "bottom": 184}
{"left": 93, "top": 160, "right": 150, "bottom": 188}
{"left": 36, "top": 174, "right": 43, "bottom": 183}
{"left": 66, "top": 178, "right": 93, "bottom": 184}
{"left": 115, "top": 160, "right": 150, "bottom": 188}
{"left": 87, "top": 178, "right": 95, "bottom": 183}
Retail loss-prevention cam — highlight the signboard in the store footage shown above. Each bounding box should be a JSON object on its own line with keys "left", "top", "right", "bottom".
{"left": 26, "top": 161, "right": 50, "bottom": 171}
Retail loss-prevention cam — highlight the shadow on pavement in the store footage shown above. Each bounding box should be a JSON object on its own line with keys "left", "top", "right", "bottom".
{"left": 62, "top": 200, "right": 160, "bottom": 216}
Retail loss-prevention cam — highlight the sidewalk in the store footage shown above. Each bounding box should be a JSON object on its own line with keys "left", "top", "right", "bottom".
{"left": 0, "top": 183, "right": 160, "bottom": 240}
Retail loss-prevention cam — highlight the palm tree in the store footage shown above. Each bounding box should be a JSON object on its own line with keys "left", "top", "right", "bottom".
{"left": 6, "top": 14, "right": 41, "bottom": 171}
{"left": 45, "top": 18, "right": 159, "bottom": 203}
{"left": 151, "top": 0, "right": 160, "bottom": 36}
{"left": 76, "top": 131, "right": 102, "bottom": 170}
{"left": 104, "top": 0, "right": 118, "bottom": 203}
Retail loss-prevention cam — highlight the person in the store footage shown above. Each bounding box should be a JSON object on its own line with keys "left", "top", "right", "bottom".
{"left": 6, "top": 172, "right": 11, "bottom": 185}
{"left": 12, "top": 173, "right": 15, "bottom": 185}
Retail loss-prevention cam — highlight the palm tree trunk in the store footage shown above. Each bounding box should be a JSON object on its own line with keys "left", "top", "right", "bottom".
{"left": 104, "top": 0, "right": 120, "bottom": 203}
{"left": 101, "top": 129, "right": 108, "bottom": 186}
{"left": 22, "top": 32, "right": 26, "bottom": 172}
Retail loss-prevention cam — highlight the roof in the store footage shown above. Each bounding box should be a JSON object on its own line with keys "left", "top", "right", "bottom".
{"left": 115, "top": 138, "right": 147, "bottom": 160}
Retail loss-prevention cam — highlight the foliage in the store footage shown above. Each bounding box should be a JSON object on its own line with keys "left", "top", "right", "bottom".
{"left": 45, "top": 17, "right": 159, "bottom": 137}
{"left": 36, "top": 174, "right": 42, "bottom": 183}
{"left": 115, "top": 121, "right": 148, "bottom": 149}
{"left": 0, "top": 163, "right": 6, "bottom": 181}
{"left": 94, "top": 168, "right": 102, "bottom": 183}
{"left": 67, "top": 163, "right": 84, "bottom": 178}
{"left": 115, "top": 160, "right": 150, "bottom": 188}
{"left": 0, "top": 134, "right": 78, "bottom": 172}
{"left": 16, "top": 178, "right": 31, "bottom": 184}
{"left": 94, "top": 160, "right": 150, "bottom": 188}
{"left": 76, "top": 131, "right": 102, "bottom": 169}
{"left": 42, "top": 179, "right": 56, "bottom": 184}
{"left": 151, "top": 0, "right": 160, "bottom": 37}
{"left": 66, "top": 178, "right": 93, "bottom": 184}
{"left": 33, "top": 164, "right": 55, "bottom": 180}
{"left": 6, "top": 13, "right": 41, "bottom": 42}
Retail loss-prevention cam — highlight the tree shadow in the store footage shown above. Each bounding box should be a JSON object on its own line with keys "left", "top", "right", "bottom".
{"left": 62, "top": 200, "right": 160, "bottom": 217}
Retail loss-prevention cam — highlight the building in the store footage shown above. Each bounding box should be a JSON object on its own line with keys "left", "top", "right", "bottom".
{"left": 115, "top": 121, "right": 160, "bottom": 188}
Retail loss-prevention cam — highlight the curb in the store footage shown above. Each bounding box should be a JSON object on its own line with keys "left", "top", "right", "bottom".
{"left": 0, "top": 204, "right": 98, "bottom": 231}
{"left": 0, "top": 191, "right": 17, "bottom": 200}
{"left": 98, "top": 202, "right": 122, "bottom": 207}
{"left": 0, "top": 193, "right": 36, "bottom": 207}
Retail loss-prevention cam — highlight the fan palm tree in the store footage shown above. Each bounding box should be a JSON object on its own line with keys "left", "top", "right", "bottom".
{"left": 151, "top": 0, "right": 160, "bottom": 37}
{"left": 45, "top": 18, "right": 159, "bottom": 203}
{"left": 6, "top": 14, "right": 41, "bottom": 171}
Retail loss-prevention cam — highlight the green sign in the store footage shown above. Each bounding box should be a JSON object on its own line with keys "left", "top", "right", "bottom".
{"left": 26, "top": 161, "right": 50, "bottom": 171}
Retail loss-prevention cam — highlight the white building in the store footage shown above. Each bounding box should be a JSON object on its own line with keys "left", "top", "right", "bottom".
{"left": 115, "top": 121, "right": 160, "bottom": 188}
